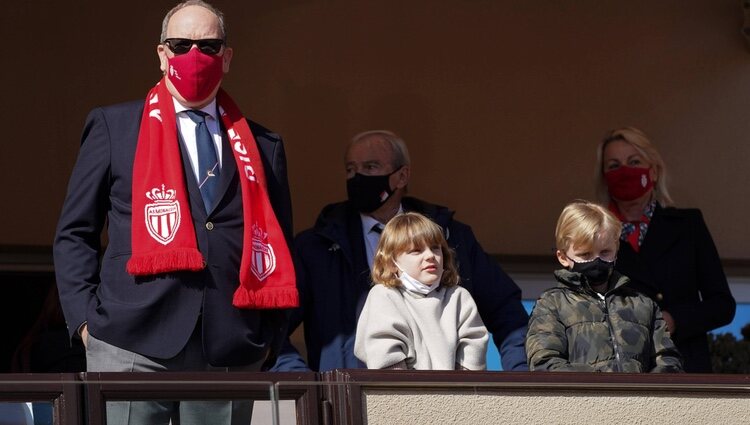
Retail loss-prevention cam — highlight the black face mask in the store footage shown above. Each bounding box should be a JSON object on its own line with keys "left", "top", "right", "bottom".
{"left": 570, "top": 257, "right": 615, "bottom": 286}
{"left": 346, "top": 169, "right": 400, "bottom": 213}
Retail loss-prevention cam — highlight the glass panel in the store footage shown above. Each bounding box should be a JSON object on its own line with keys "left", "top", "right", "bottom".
{"left": 0, "top": 402, "right": 33, "bottom": 425}
{"left": 0, "top": 402, "right": 53, "bottom": 425}
{"left": 91, "top": 378, "right": 280, "bottom": 425}
{"left": 103, "top": 399, "right": 265, "bottom": 425}
{"left": 99, "top": 399, "right": 300, "bottom": 424}
{"left": 250, "top": 400, "right": 297, "bottom": 425}
{"left": 274, "top": 379, "right": 327, "bottom": 425}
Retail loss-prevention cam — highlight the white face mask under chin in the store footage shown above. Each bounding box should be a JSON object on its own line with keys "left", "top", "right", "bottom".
{"left": 394, "top": 262, "right": 438, "bottom": 295}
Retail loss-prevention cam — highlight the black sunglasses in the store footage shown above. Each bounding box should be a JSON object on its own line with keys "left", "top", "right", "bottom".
{"left": 163, "top": 38, "right": 225, "bottom": 55}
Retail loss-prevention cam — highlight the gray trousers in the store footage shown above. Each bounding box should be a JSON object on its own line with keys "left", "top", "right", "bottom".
{"left": 86, "top": 323, "right": 266, "bottom": 425}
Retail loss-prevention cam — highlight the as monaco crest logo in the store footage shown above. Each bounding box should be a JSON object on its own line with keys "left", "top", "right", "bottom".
{"left": 251, "top": 223, "right": 276, "bottom": 281}
{"left": 145, "top": 185, "right": 181, "bottom": 245}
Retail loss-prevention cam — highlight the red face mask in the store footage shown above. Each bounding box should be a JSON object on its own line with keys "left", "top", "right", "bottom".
{"left": 166, "top": 48, "right": 224, "bottom": 102}
{"left": 604, "top": 166, "right": 654, "bottom": 201}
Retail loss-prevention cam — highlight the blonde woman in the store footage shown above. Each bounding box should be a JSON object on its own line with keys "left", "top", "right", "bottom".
{"left": 595, "top": 127, "right": 735, "bottom": 372}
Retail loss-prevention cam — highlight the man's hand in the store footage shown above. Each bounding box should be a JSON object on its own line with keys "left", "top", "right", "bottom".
{"left": 80, "top": 323, "right": 89, "bottom": 349}
{"left": 662, "top": 310, "right": 676, "bottom": 335}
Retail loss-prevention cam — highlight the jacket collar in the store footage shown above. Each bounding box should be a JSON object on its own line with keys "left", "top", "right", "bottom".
{"left": 553, "top": 268, "right": 630, "bottom": 295}
{"left": 311, "top": 197, "right": 456, "bottom": 262}
{"left": 636, "top": 203, "right": 686, "bottom": 260}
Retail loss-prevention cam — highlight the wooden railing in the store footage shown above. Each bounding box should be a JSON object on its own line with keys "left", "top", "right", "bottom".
{"left": 1, "top": 372, "right": 749, "bottom": 425}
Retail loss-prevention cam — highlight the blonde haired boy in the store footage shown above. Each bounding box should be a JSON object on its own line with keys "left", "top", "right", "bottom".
{"left": 526, "top": 201, "right": 682, "bottom": 372}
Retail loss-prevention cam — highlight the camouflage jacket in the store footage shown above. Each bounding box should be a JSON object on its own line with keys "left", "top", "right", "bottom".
{"left": 526, "top": 269, "right": 683, "bottom": 373}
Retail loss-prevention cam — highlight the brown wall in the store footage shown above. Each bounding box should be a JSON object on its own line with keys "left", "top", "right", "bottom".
{"left": 3, "top": 0, "right": 749, "bottom": 259}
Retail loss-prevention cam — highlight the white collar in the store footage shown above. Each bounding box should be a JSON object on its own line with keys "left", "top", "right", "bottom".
{"left": 359, "top": 204, "right": 404, "bottom": 234}
{"left": 173, "top": 97, "right": 218, "bottom": 121}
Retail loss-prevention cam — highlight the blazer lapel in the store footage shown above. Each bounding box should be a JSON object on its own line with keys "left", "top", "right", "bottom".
{"left": 616, "top": 242, "right": 659, "bottom": 296}
{"left": 639, "top": 205, "right": 685, "bottom": 261}
{"left": 346, "top": 208, "right": 372, "bottom": 317}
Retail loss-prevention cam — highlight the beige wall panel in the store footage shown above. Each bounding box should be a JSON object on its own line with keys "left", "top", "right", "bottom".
{"left": 2, "top": 1, "right": 748, "bottom": 259}
{"left": 363, "top": 390, "right": 750, "bottom": 424}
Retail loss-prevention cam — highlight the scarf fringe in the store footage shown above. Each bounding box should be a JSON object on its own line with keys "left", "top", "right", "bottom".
{"left": 232, "top": 286, "right": 300, "bottom": 309}
{"left": 127, "top": 248, "right": 205, "bottom": 276}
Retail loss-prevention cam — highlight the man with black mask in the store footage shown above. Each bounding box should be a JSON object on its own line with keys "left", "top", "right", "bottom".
{"left": 272, "top": 130, "right": 530, "bottom": 372}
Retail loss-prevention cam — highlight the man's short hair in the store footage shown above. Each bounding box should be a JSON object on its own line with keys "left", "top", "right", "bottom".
{"left": 350, "top": 130, "right": 411, "bottom": 170}
{"left": 160, "top": 0, "right": 227, "bottom": 43}
{"left": 555, "top": 200, "right": 621, "bottom": 253}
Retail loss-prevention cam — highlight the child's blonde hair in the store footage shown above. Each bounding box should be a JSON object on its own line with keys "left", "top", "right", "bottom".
{"left": 555, "top": 201, "right": 622, "bottom": 253}
{"left": 371, "top": 212, "right": 460, "bottom": 288}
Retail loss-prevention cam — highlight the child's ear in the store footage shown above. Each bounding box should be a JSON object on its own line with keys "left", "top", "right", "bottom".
{"left": 387, "top": 259, "right": 399, "bottom": 274}
{"left": 556, "top": 250, "right": 572, "bottom": 268}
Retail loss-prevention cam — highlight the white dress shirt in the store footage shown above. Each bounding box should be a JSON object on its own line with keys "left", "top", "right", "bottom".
{"left": 360, "top": 205, "right": 404, "bottom": 269}
{"left": 173, "top": 97, "right": 223, "bottom": 183}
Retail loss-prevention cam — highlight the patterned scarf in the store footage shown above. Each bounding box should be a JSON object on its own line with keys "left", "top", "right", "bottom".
{"left": 609, "top": 200, "right": 656, "bottom": 253}
{"left": 126, "top": 78, "right": 298, "bottom": 309}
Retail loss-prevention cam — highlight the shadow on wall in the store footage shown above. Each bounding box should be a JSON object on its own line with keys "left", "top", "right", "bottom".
{"left": 10, "top": 283, "right": 85, "bottom": 374}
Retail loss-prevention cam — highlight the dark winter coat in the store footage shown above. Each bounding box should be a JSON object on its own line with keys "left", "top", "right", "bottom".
{"left": 616, "top": 205, "right": 735, "bottom": 372}
{"left": 526, "top": 269, "right": 683, "bottom": 373}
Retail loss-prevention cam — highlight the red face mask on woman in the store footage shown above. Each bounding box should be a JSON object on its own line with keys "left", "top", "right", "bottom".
{"left": 166, "top": 48, "right": 224, "bottom": 102}
{"left": 604, "top": 166, "right": 654, "bottom": 201}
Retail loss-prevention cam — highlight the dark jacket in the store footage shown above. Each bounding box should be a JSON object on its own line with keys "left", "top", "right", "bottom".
{"left": 54, "top": 100, "right": 293, "bottom": 367}
{"left": 526, "top": 269, "right": 683, "bottom": 373}
{"left": 272, "top": 197, "right": 529, "bottom": 372}
{"left": 615, "top": 205, "right": 735, "bottom": 373}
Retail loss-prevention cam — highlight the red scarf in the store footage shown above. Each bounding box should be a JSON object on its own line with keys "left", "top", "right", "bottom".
{"left": 126, "top": 79, "right": 298, "bottom": 309}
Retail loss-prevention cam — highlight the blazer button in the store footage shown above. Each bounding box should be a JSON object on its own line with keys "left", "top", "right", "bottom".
{"left": 206, "top": 222, "right": 214, "bottom": 231}
{"left": 656, "top": 293, "right": 664, "bottom": 301}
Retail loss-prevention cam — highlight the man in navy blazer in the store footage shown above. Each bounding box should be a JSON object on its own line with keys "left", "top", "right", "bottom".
{"left": 54, "top": 1, "right": 292, "bottom": 423}
{"left": 272, "top": 130, "right": 529, "bottom": 372}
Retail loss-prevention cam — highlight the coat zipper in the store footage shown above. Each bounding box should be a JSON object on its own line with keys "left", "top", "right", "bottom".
{"left": 598, "top": 292, "right": 623, "bottom": 371}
